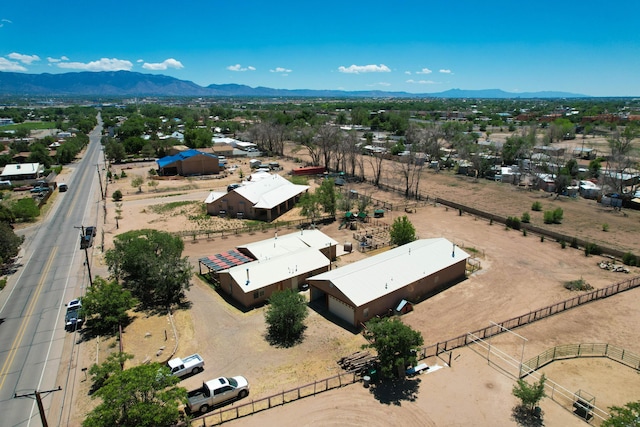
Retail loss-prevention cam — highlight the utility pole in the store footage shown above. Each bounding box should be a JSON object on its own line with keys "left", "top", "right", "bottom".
{"left": 74, "top": 226, "right": 93, "bottom": 286}
{"left": 14, "top": 386, "right": 61, "bottom": 427}
{"left": 96, "top": 163, "right": 104, "bottom": 199}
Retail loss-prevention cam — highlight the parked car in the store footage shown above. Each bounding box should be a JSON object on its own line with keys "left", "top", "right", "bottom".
{"left": 187, "top": 376, "right": 249, "bottom": 414}
{"left": 58, "top": 183, "right": 68, "bottom": 192}
{"left": 167, "top": 354, "right": 204, "bottom": 378}
{"left": 85, "top": 226, "right": 96, "bottom": 237}
{"left": 66, "top": 298, "right": 82, "bottom": 310}
{"left": 65, "top": 299, "right": 84, "bottom": 331}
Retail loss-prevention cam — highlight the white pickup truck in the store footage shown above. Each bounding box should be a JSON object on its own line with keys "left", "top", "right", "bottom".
{"left": 187, "top": 376, "right": 249, "bottom": 414}
{"left": 167, "top": 354, "right": 204, "bottom": 378}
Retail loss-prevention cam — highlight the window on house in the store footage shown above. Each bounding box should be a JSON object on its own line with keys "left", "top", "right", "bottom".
{"left": 363, "top": 308, "right": 369, "bottom": 318}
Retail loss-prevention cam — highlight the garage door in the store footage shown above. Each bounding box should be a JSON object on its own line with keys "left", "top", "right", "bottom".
{"left": 328, "top": 295, "right": 355, "bottom": 325}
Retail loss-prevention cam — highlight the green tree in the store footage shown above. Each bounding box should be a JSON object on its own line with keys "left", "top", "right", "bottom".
{"left": 264, "top": 289, "right": 308, "bottom": 347}
{"left": 104, "top": 139, "right": 127, "bottom": 163}
{"left": 112, "top": 189, "right": 123, "bottom": 202}
{"left": 362, "top": 317, "right": 424, "bottom": 379}
{"left": 0, "top": 222, "right": 23, "bottom": 265}
{"left": 81, "top": 277, "right": 136, "bottom": 335}
{"left": 601, "top": 401, "right": 640, "bottom": 427}
{"left": 298, "top": 192, "right": 321, "bottom": 224}
{"left": 88, "top": 352, "right": 134, "bottom": 393}
{"left": 316, "top": 178, "right": 338, "bottom": 217}
{"left": 131, "top": 175, "right": 144, "bottom": 192}
{"left": 11, "top": 198, "right": 40, "bottom": 221}
{"left": 105, "top": 229, "right": 192, "bottom": 309}
{"left": 511, "top": 374, "right": 546, "bottom": 425}
{"left": 390, "top": 215, "right": 416, "bottom": 246}
{"left": 83, "top": 362, "right": 187, "bottom": 427}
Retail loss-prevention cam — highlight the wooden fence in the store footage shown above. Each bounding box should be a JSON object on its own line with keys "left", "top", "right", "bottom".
{"left": 416, "top": 275, "right": 640, "bottom": 361}
{"left": 185, "top": 371, "right": 359, "bottom": 426}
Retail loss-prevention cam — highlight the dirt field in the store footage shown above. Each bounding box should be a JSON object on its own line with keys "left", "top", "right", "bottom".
{"left": 62, "top": 143, "right": 640, "bottom": 426}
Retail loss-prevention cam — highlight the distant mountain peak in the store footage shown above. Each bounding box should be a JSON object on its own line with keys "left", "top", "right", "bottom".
{"left": 0, "top": 71, "right": 589, "bottom": 98}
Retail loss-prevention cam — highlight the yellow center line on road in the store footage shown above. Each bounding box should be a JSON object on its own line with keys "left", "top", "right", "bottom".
{"left": 0, "top": 247, "right": 58, "bottom": 392}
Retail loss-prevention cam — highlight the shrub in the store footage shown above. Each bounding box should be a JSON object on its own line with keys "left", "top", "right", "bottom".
{"left": 112, "top": 190, "right": 123, "bottom": 202}
{"left": 563, "top": 278, "right": 593, "bottom": 291}
{"left": 531, "top": 201, "right": 542, "bottom": 211}
{"left": 559, "top": 239, "right": 566, "bottom": 249}
{"left": 506, "top": 216, "right": 521, "bottom": 230}
{"left": 522, "top": 229, "right": 527, "bottom": 237}
{"left": 543, "top": 208, "right": 563, "bottom": 224}
{"left": 602, "top": 223, "right": 609, "bottom": 232}
{"left": 622, "top": 252, "right": 639, "bottom": 266}
{"left": 570, "top": 237, "right": 579, "bottom": 249}
{"left": 521, "top": 212, "right": 530, "bottom": 223}
{"left": 120, "top": 170, "right": 127, "bottom": 178}
{"left": 584, "top": 242, "right": 602, "bottom": 256}
{"left": 0, "top": 277, "right": 6, "bottom": 290}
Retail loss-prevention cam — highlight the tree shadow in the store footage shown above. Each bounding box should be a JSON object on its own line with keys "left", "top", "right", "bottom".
{"left": 511, "top": 404, "right": 544, "bottom": 427}
{"left": 264, "top": 325, "right": 307, "bottom": 348}
{"left": 369, "top": 377, "right": 421, "bottom": 406}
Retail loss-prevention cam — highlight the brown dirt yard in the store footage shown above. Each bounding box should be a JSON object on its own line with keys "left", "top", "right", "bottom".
{"left": 61, "top": 144, "right": 640, "bottom": 427}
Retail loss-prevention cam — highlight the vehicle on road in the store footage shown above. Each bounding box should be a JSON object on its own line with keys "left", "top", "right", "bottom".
{"left": 64, "top": 299, "right": 84, "bottom": 331}
{"left": 80, "top": 227, "right": 95, "bottom": 249}
{"left": 187, "top": 376, "right": 249, "bottom": 414}
{"left": 167, "top": 354, "right": 204, "bottom": 378}
{"left": 66, "top": 298, "right": 81, "bottom": 310}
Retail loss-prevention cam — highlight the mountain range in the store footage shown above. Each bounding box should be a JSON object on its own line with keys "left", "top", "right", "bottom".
{"left": 0, "top": 71, "right": 589, "bottom": 99}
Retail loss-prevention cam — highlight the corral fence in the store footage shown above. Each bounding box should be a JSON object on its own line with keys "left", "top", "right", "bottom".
{"left": 467, "top": 335, "right": 612, "bottom": 424}
{"left": 521, "top": 343, "right": 640, "bottom": 378}
{"left": 183, "top": 371, "right": 359, "bottom": 426}
{"left": 172, "top": 215, "right": 336, "bottom": 242}
{"left": 416, "top": 275, "right": 640, "bottom": 362}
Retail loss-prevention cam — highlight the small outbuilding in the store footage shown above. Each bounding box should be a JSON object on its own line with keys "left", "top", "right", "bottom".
{"left": 156, "top": 149, "right": 219, "bottom": 176}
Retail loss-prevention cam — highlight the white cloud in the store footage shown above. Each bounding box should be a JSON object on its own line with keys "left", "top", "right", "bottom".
{"left": 405, "top": 71, "right": 412, "bottom": 75}
{"left": 56, "top": 58, "right": 133, "bottom": 71}
{"left": 47, "top": 56, "right": 69, "bottom": 63}
{"left": 439, "top": 69, "right": 452, "bottom": 74}
{"left": 338, "top": 64, "right": 391, "bottom": 74}
{"left": 406, "top": 79, "right": 437, "bottom": 85}
{"left": 227, "top": 64, "right": 256, "bottom": 72}
{"left": 416, "top": 68, "right": 432, "bottom": 74}
{"left": 8, "top": 52, "right": 40, "bottom": 65}
{"left": 0, "top": 19, "right": 12, "bottom": 28}
{"left": 0, "top": 57, "right": 27, "bottom": 71}
{"left": 368, "top": 82, "right": 391, "bottom": 87}
{"left": 270, "top": 67, "right": 292, "bottom": 73}
{"left": 142, "top": 58, "right": 184, "bottom": 70}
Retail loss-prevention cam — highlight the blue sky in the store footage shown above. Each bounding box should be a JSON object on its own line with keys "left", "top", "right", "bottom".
{"left": 1, "top": 1, "right": 639, "bottom": 97}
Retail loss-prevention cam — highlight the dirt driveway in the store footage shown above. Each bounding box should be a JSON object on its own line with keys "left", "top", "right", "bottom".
{"left": 65, "top": 152, "right": 640, "bottom": 426}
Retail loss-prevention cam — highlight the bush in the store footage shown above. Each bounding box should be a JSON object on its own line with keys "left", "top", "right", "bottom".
{"left": 531, "top": 201, "right": 542, "bottom": 211}
{"left": 602, "top": 223, "right": 609, "bottom": 232}
{"left": 112, "top": 190, "right": 123, "bottom": 202}
{"left": 570, "top": 237, "right": 579, "bottom": 249}
{"left": 563, "top": 278, "right": 593, "bottom": 291}
{"left": 506, "top": 216, "right": 521, "bottom": 230}
{"left": 0, "top": 277, "right": 6, "bottom": 290}
{"left": 584, "top": 242, "right": 602, "bottom": 256}
{"left": 521, "top": 212, "right": 530, "bottom": 223}
{"left": 559, "top": 239, "right": 566, "bottom": 249}
{"left": 120, "top": 170, "right": 127, "bottom": 178}
{"left": 622, "top": 252, "right": 639, "bottom": 266}
{"left": 543, "top": 208, "right": 563, "bottom": 224}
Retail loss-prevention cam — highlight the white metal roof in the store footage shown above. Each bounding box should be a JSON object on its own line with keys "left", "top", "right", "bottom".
{"left": 308, "top": 238, "right": 469, "bottom": 307}
{"left": 204, "top": 191, "right": 226, "bottom": 204}
{"left": 224, "top": 247, "right": 329, "bottom": 293}
{"left": 234, "top": 174, "right": 308, "bottom": 209}
{"left": 1, "top": 163, "right": 42, "bottom": 177}
{"left": 238, "top": 229, "right": 338, "bottom": 260}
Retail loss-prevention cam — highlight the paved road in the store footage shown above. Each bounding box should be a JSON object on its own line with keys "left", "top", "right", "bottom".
{"left": 0, "top": 118, "right": 104, "bottom": 427}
